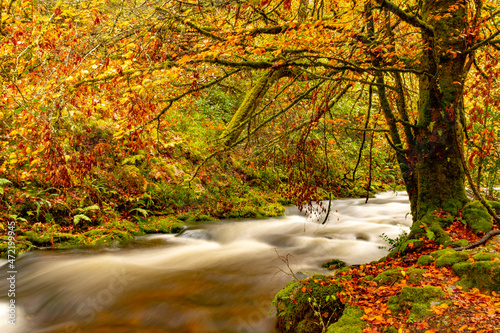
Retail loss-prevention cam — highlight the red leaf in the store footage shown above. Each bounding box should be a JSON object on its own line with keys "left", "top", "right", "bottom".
{"left": 284, "top": 0, "right": 292, "bottom": 11}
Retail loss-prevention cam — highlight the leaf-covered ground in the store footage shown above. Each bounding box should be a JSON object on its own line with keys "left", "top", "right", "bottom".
{"left": 333, "top": 224, "right": 500, "bottom": 332}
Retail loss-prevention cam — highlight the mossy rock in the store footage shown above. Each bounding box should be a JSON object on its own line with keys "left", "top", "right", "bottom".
{"left": 322, "top": 259, "right": 347, "bottom": 270}
{"left": 434, "top": 251, "right": 469, "bottom": 268}
{"left": 429, "top": 248, "right": 455, "bottom": 259}
{"left": 373, "top": 267, "right": 426, "bottom": 286}
{"left": 417, "top": 255, "right": 435, "bottom": 266}
{"left": 462, "top": 201, "right": 493, "bottom": 235}
{"left": 22, "top": 230, "right": 54, "bottom": 245}
{"left": 388, "top": 286, "right": 446, "bottom": 322}
{"left": 274, "top": 275, "right": 344, "bottom": 333}
{"left": 446, "top": 239, "right": 469, "bottom": 248}
{"left": 326, "top": 306, "right": 365, "bottom": 333}
{"left": 452, "top": 261, "right": 500, "bottom": 293}
{"left": 472, "top": 252, "right": 500, "bottom": 261}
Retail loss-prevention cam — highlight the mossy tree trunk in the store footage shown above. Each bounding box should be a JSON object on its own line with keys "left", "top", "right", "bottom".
{"left": 410, "top": 0, "right": 469, "bottom": 225}
{"left": 373, "top": 0, "right": 470, "bottom": 236}
{"left": 219, "top": 69, "right": 287, "bottom": 147}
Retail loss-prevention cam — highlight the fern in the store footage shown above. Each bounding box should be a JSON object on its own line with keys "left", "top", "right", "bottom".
{"left": 0, "top": 178, "right": 12, "bottom": 195}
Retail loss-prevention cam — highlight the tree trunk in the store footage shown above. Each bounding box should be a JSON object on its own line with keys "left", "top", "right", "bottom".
{"left": 408, "top": 0, "right": 470, "bottom": 237}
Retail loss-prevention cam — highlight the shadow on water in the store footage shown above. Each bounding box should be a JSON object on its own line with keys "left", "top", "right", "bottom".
{"left": 0, "top": 191, "right": 411, "bottom": 333}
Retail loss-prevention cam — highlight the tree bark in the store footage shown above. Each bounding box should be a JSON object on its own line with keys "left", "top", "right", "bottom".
{"left": 409, "top": 0, "right": 470, "bottom": 230}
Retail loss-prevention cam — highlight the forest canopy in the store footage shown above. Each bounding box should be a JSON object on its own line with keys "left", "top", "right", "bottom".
{"left": 0, "top": 0, "right": 499, "bottom": 237}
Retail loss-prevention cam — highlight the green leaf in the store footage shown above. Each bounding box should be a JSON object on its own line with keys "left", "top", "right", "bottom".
{"left": 0, "top": 178, "right": 12, "bottom": 187}
{"left": 74, "top": 214, "right": 91, "bottom": 225}
{"left": 428, "top": 121, "right": 435, "bottom": 133}
{"left": 130, "top": 207, "right": 149, "bottom": 217}
{"left": 79, "top": 205, "right": 100, "bottom": 213}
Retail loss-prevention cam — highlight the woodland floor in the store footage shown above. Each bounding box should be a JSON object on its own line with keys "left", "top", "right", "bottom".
{"left": 334, "top": 222, "right": 500, "bottom": 333}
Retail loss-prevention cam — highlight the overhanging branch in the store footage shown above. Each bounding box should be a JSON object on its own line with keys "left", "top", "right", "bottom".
{"left": 375, "top": 0, "right": 434, "bottom": 36}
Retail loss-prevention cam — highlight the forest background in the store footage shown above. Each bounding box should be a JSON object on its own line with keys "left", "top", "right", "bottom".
{"left": 1, "top": 0, "right": 500, "bottom": 331}
{"left": 0, "top": 0, "right": 498, "bottom": 252}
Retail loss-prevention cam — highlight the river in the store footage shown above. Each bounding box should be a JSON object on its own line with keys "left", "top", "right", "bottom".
{"left": 0, "top": 191, "right": 411, "bottom": 333}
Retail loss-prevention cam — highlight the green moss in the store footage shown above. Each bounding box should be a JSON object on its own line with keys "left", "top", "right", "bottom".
{"left": 446, "top": 239, "right": 469, "bottom": 248}
{"left": 462, "top": 201, "right": 493, "bottom": 235}
{"left": 0, "top": 236, "right": 32, "bottom": 258}
{"left": 417, "top": 255, "right": 435, "bottom": 266}
{"left": 489, "top": 200, "right": 500, "bottom": 214}
{"left": 363, "top": 275, "right": 374, "bottom": 282}
{"left": 274, "top": 275, "right": 344, "bottom": 333}
{"left": 322, "top": 259, "right": 347, "bottom": 270}
{"left": 136, "top": 216, "right": 184, "bottom": 233}
{"left": 326, "top": 306, "right": 365, "bottom": 333}
{"left": 388, "top": 286, "right": 446, "bottom": 322}
{"left": 472, "top": 252, "right": 500, "bottom": 261}
{"left": 451, "top": 262, "right": 471, "bottom": 276}
{"left": 381, "top": 327, "right": 398, "bottom": 333}
{"left": 429, "top": 248, "right": 455, "bottom": 259}
{"left": 452, "top": 261, "right": 500, "bottom": 293}
{"left": 408, "top": 213, "right": 450, "bottom": 245}
{"left": 434, "top": 251, "right": 469, "bottom": 268}
{"left": 374, "top": 267, "right": 426, "bottom": 286}
{"left": 387, "top": 238, "right": 424, "bottom": 257}
{"left": 82, "top": 228, "right": 134, "bottom": 245}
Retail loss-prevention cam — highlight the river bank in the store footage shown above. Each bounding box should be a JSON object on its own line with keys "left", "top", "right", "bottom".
{"left": 274, "top": 200, "right": 500, "bottom": 332}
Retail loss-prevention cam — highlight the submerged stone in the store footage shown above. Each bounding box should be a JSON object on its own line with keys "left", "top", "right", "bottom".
{"left": 322, "top": 259, "right": 347, "bottom": 270}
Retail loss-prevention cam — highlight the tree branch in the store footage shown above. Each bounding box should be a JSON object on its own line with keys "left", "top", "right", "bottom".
{"left": 375, "top": 0, "right": 434, "bottom": 36}
{"left": 453, "top": 230, "right": 500, "bottom": 251}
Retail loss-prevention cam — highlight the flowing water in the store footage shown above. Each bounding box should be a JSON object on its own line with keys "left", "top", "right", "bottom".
{"left": 0, "top": 191, "right": 411, "bottom": 333}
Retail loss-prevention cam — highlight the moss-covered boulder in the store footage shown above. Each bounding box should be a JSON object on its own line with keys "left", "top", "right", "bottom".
{"left": 434, "top": 251, "right": 469, "bottom": 268}
{"left": 417, "top": 255, "right": 435, "bottom": 266}
{"left": 326, "top": 306, "right": 365, "bottom": 333}
{"left": 388, "top": 286, "right": 446, "bottom": 323}
{"left": 274, "top": 275, "right": 344, "bottom": 333}
{"left": 472, "top": 252, "right": 500, "bottom": 261}
{"left": 452, "top": 260, "right": 500, "bottom": 293}
{"left": 462, "top": 201, "right": 493, "bottom": 235}
{"left": 373, "top": 267, "right": 426, "bottom": 286}
{"left": 429, "top": 248, "right": 454, "bottom": 259}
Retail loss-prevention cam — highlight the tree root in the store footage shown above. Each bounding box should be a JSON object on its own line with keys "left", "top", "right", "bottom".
{"left": 453, "top": 230, "right": 500, "bottom": 251}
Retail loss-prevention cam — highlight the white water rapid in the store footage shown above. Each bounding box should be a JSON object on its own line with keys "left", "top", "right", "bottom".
{"left": 0, "top": 191, "right": 411, "bottom": 333}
